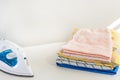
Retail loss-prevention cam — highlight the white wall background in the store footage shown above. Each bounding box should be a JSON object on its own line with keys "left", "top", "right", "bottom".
{"left": 0, "top": 0, "right": 120, "bottom": 46}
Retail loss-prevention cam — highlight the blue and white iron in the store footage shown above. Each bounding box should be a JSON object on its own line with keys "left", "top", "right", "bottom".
{"left": 0, "top": 39, "right": 33, "bottom": 77}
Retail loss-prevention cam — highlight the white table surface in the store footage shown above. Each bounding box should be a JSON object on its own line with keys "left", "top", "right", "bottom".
{"left": 0, "top": 42, "right": 120, "bottom": 80}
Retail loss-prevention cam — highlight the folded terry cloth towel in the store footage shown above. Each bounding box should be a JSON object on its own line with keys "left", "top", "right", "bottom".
{"left": 62, "top": 28, "right": 113, "bottom": 62}
{"left": 56, "top": 28, "right": 120, "bottom": 75}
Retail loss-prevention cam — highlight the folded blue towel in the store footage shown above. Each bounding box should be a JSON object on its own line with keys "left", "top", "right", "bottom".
{"left": 56, "top": 62, "right": 119, "bottom": 75}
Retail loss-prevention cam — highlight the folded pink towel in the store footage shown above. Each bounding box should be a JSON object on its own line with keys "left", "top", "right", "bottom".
{"left": 62, "top": 28, "right": 112, "bottom": 62}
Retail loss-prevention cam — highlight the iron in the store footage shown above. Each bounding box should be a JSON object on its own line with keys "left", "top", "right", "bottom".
{"left": 0, "top": 39, "right": 33, "bottom": 77}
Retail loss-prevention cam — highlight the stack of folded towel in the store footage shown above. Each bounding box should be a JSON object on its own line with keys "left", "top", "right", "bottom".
{"left": 56, "top": 28, "right": 120, "bottom": 75}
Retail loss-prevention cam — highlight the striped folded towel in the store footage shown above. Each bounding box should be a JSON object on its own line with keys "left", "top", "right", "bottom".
{"left": 56, "top": 57, "right": 119, "bottom": 75}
